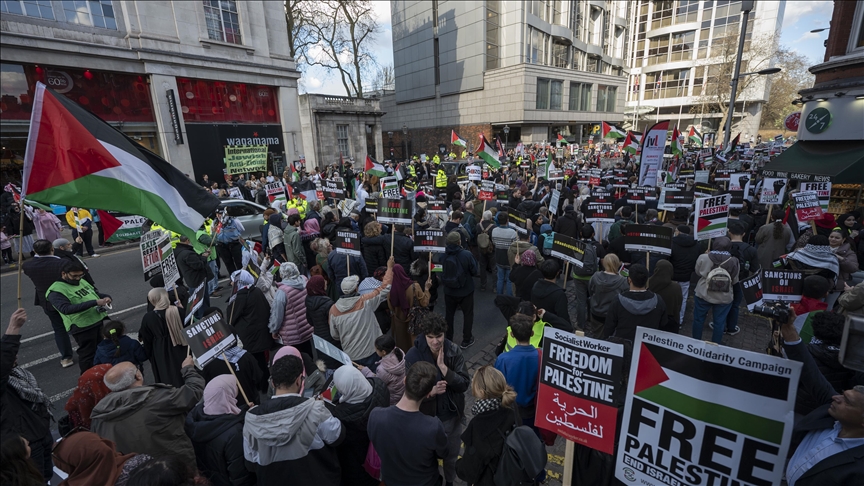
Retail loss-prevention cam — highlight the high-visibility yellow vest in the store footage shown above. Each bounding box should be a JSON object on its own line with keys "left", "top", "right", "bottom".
{"left": 504, "top": 319, "right": 550, "bottom": 352}
{"left": 150, "top": 223, "right": 180, "bottom": 248}
{"left": 435, "top": 170, "right": 447, "bottom": 188}
{"left": 448, "top": 152, "right": 457, "bottom": 158}
{"left": 294, "top": 198, "right": 308, "bottom": 219}
{"left": 461, "top": 150, "right": 468, "bottom": 158}
{"left": 432, "top": 154, "right": 441, "bottom": 165}
{"left": 408, "top": 165, "right": 416, "bottom": 177}
{"left": 404, "top": 180, "right": 417, "bottom": 192}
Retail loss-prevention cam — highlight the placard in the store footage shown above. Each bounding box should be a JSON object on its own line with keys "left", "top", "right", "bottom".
{"left": 313, "top": 335, "right": 351, "bottom": 366}
{"left": 265, "top": 181, "right": 286, "bottom": 203}
{"left": 741, "top": 272, "right": 763, "bottom": 312}
{"left": 364, "top": 199, "right": 377, "bottom": 214}
{"left": 761, "top": 270, "right": 804, "bottom": 303}
{"left": 377, "top": 198, "right": 414, "bottom": 225}
{"left": 549, "top": 233, "right": 586, "bottom": 268}
{"left": 694, "top": 170, "right": 710, "bottom": 183}
{"left": 478, "top": 180, "right": 495, "bottom": 201}
{"left": 677, "top": 168, "right": 695, "bottom": 179}
{"left": 623, "top": 224, "right": 673, "bottom": 256}
{"left": 714, "top": 169, "right": 733, "bottom": 182}
{"left": 467, "top": 165, "right": 481, "bottom": 181}
{"left": 184, "top": 281, "right": 206, "bottom": 325}
{"left": 695, "top": 194, "right": 731, "bottom": 241}
{"left": 658, "top": 189, "right": 695, "bottom": 210}
{"left": 333, "top": 229, "right": 362, "bottom": 256}
{"left": 759, "top": 177, "right": 788, "bottom": 205}
{"left": 380, "top": 176, "right": 400, "bottom": 199}
{"left": 799, "top": 181, "right": 831, "bottom": 212}
{"left": 508, "top": 209, "right": 529, "bottom": 235}
{"left": 185, "top": 311, "right": 237, "bottom": 366}
{"left": 160, "top": 245, "right": 181, "bottom": 287}
{"left": 140, "top": 232, "right": 170, "bottom": 281}
{"left": 225, "top": 145, "right": 268, "bottom": 175}
{"left": 227, "top": 187, "right": 242, "bottom": 199}
{"left": 414, "top": 229, "right": 447, "bottom": 253}
{"left": 585, "top": 203, "right": 615, "bottom": 223}
{"left": 693, "top": 181, "right": 721, "bottom": 198}
{"left": 616, "top": 328, "right": 801, "bottom": 486}
{"left": 322, "top": 178, "right": 346, "bottom": 200}
{"left": 792, "top": 190, "right": 824, "bottom": 222}
{"left": 537, "top": 328, "right": 624, "bottom": 454}
{"left": 549, "top": 189, "right": 561, "bottom": 216}
{"left": 426, "top": 201, "right": 448, "bottom": 215}
{"left": 625, "top": 187, "right": 653, "bottom": 205}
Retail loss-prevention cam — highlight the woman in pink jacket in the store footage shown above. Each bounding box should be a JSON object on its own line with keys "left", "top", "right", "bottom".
{"left": 268, "top": 262, "right": 315, "bottom": 357}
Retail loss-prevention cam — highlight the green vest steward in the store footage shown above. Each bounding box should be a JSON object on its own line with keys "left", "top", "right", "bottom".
{"left": 195, "top": 229, "right": 217, "bottom": 261}
{"left": 436, "top": 170, "right": 447, "bottom": 188}
{"left": 46, "top": 280, "right": 105, "bottom": 332}
{"left": 504, "top": 319, "right": 550, "bottom": 352}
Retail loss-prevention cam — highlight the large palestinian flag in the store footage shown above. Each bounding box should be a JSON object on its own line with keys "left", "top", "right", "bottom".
{"left": 22, "top": 82, "right": 219, "bottom": 238}
{"left": 601, "top": 121, "right": 626, "bottom": 139}
{"left": 476, "top": 134, "right": 501, "bottom": 168}
{"left": 670, "top": 127, "right": 684, "bottom": 156}
{"left": 622, "top": 131, "right": 641, "bottom": 154}
{"left": 450, "top": 130, "right": 467, "bottom": 148}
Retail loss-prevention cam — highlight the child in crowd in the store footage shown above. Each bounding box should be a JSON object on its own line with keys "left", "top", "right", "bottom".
{"left": 93, "top": 320, "right": 148, "bottom": 371}
{"left": 0, "top": 226, "right": 12, "bottom": 265}
{"left": 358, "top": 334, "right": 406, "bottom": 405}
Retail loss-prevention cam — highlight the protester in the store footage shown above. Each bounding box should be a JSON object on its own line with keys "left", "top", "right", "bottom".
{"left": 362, "top": 220, "right": 390, "bottom": 271}
{"left": 389, "top": 263, "right": 431, "bottom": 352}
{"left": 786, "top": 234, "right": 840, "bottom": 283}
{"left": 227, "top": 269, "right": 273, "bottom": 384}
{"left": 358, "top": 334, "right": 406, "bottom": 405}
{"left": 4, "top": 203, "right": 36, "bottom": 259}
{"left": 282, "top": 213, "right": 307, "bottom": 272}
{"left": 174, "top": 234, "right": 213, "bottom": 315}
{"left": 32, "top": 208, "right": 62, "bottom": 242}
{"left": 669, "top": 225, "right": 702, "bottom": 325}
{"left": 494, "top": 314, "right": 541, "bottom": 433}
{"left": 727, "top": 220, "right": 760, "bottom": 334}
{"left": 692, "top": 236, "right": 740, "bottom": 343}
{"left": 327, "top": 243, "right": 369, "bottom": 298}
{"left": 475, "top": 211, "right": 497, "bottom": 291}
{"left": 269, "top": 262, "right": 314, "bottom": 358}
{"left": 139, "top": 287, "right": 188, "bottom": 388}
{"left": 22, "top": 238, "right": 74, "bottom": 368}
{"left": 827, "top": 228, "right": 859, "bottom": 309}
{"left": 569, "top": 224, "right": 600, "bottom": 330}
{"left": 215, "top": 211, "right": 245, "bottom": 273}
{"left": 603, "top": 263, "right": 667, "bottom": 342}
{"left": 839, "top": 281, "right": 864, "bottom": 316}
{"left": 126, "top": 456, "right": 208, "bottom": 486}
{"left": 53, "top": 237, "right": 96, "bottom": 286}
{"left": 531, "top": 259, "right": 571, "bottom": 326}
{"left": 93, "top": 320, "right": 147, "bottom": 370}
{"left": 588, "top": 254, "right": 630, "bottom": 338}
{"left": 63, "top": 363, "right": 112, "bottom": 432}
{"left": 509, "top": 249, "right": 542, "bottom": 302}
{"left": 491, "top": 211, "right": 519, "bottom": 296}
{"left": 755, "top": 207, "right": 793, "bottom": 271}
{"left": 303, "top": 275, "right": 341, "bottom": 367}
{"left": 52, "top": 430, "right": 151, "bottom": 486}
{"left": 300, "top": 217, "right": 321, "bottom": 268}
{"left": 442, "top": 230, "right": 480, "bottom": 348}
{"left": 647, "top": 259, "right": 682, "bottom": 333}
{"left": 0, "top": 435, "right": 45, "bottom": 486}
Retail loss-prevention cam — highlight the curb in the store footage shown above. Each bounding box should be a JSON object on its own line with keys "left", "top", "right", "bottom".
{"left": 1, "top": 240, "right": 140, "bottom": 275}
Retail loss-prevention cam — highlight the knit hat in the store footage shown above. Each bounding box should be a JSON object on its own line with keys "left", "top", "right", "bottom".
{"left": 814, "top": 213, "right": 837, "bottom": 229}
{"left": 520, "top": 250, "right": 537, "bottom": 267}
{"left": 53, "top": 238, "right": 70, "bottom": 249}
{"left": 341, "top": 275, "right": 360, "bottom": 295}
{"left": 446, "top": 231, "right": 461, "bottom": 245}
{"left": 677, "top": 225, "right": 691, "bottom": 235}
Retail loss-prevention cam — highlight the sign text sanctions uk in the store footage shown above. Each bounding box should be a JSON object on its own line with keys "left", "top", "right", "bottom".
{"left": 616, "top": 328, "right": 801, "bottom": 486}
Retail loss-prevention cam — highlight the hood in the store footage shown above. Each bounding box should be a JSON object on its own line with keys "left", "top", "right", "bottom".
{"left": 593, "top": 272, "right": 627, "bottom": 292}
{"left": 378, "top": 349, "right": 405, "bottom": 376}
{"left": 284, "top": 224, "right": 299, "bottom": 236}
{"left": 335, "top": 294, "right": 362, "bottom": 312}
{"left": 617, "top": 291, "right": 659, "bottom": 316}
{"left": 186, "top": 403, "right": 245, "bottom": 443}
{"left": 89, "top": 387, "right": 154, "bottom": 421}
{"left": 244, "top": 398, "right": 318, "bottom": 444}
{"left": 648, "top": 260, "right": 674, "bottom": 291}
{"left": 445, "top": 243, "right": 463, "bottom": 255}
{"left": 672, "top": 234, "right": 697, "bottom": 247}
{"left": 532, "top": 279, "right": 563, "bottom": 299}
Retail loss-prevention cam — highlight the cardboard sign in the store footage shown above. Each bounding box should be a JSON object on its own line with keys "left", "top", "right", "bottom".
{"left": 585, "top": 203, "right": 615, "bottom": 223}
{"left": 694, "top": 170, "right": 710, "bottom": 183}
{"left": 496, "top": 186, "right": 510, "bottom": 205}
{"left": 508, "top": 209, "right": 529, "bottom": 235}
{"left": 364, "top": 199, "right": 377, "bottom": 214}
{"left": 380, "top": 176, "right": 400, "bottom": 199}
{"left": 799, "top": 182, "right": 831, "bottom": 212}
{"left": 550, "top": 233, "right": 587, "bottom": 268}
{"left": 313, "top": 335, "right": 351, "bottom": 366}
{"left": 377, "top": 198, "right": 414, "bottom": 225}
{"left": 185, "top": 311, "right": 237, "bottom": 366}
{"left": 184, "top": 281, "right": 206, "bottom": 325}
{"left": 759, "top": 177, "right": 787, "bottom": 205}
{"left": 322, "top": 178, "right": 346, "bottom": 200}
{"left": 549, "top": 189, "right": 561, "bottom": 216}
{"left": 695, "top": 194, "right": 731, "bottom": 241}
{"left": 714, "top": 169, "right": 733, "bottom": 182}
{"left": 265, "top": 182, "right": 286, "bottom": 203}
{"left": 478, "top": 180, "right": 495, "bottom": 201}
{"left": 414, "top": 229, "right": 447, "bottom": 253}
{"left": 333, "top": 229, "right": 362, "bottom": 256}
{"left": 426, "top": 201, "right": 448, "bottom": 215}
{"left": 792, "top": 191, "right": 824, "bottom": 222}
{"left": 623, "top": 224, "right": 673, "bottom": 256}
{"left": 140, "top": 232, "right": 170, "bottom": 281}
{"left": 658, "top": 189, "right": 695, "bottom": 210}
{"left": 741, "top": 272, "right": 763, "bottom": 312}
{"left": 616, "top": 328, "right": 801, "bottom": 486}
{"left": 227, "top": 187, "right": 242, "bottom": 199}
{"left": 537, "top": 328, "right": 624, "bottom": 454}
{"left": 625, "top": 187, "right": 655, "bottom": 205}
{"left": 159, "top": 245, "right": 181, "bottom": 287}
{"left": 693, "top": 181, "right": 721, "bottom": 198}
{"left": 762, "top": 270, "right": 804, "bottom": 303}
{"left": 677, "top": 167, "right": 695, "bottom": 179}
{"left": 467, "top": 165, "right": 482, "bottom": 181}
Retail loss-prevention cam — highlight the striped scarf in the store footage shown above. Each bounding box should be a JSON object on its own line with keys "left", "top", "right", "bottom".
{"left": 471, "top": 398, "right": 501, "bottom": 416}
{"left": 8, "top": 366, "right": 52, "bottom": 417}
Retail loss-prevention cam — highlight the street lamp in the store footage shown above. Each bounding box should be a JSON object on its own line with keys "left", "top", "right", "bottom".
{"left": 503, "top": 125, "right": 510, "bottom": 152}
{"left": 402, "top": 125, "right": 408, "bottom": 162}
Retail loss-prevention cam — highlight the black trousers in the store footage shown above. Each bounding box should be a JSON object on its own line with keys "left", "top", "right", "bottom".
{"left": 444, "top": 292, "right": 474, "bottom": 342}
{"left": 217, "top": 241, "right": 243, "bottom": 274}
{"left": 45, "top": 306, "right": 73, "bottom": 360}
{"left": 72, "top": 228, "right": 95, "bottom": 256}
{"left": 71, "top": 322, "right": 104, "bottom": 373}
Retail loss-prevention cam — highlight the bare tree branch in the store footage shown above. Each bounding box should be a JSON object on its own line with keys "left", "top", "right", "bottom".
{"left": 760, "top": 46, "right": 814, "bottom": 129}
{"left": 285, "top": 0, "right": 318, "bottom": 70}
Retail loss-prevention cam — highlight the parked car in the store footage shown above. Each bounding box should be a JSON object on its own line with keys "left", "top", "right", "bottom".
{"left": 218, "top": 199, "right": 267, "bottom": 242}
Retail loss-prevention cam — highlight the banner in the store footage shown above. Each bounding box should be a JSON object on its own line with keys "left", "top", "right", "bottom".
{"left": 160, "top": 245, "right": 181, "bottom": 288}
{"left": 140, "top": 231, "right": 170, "bottom": 281}
{"left": 537, "top": 328, "right": 624, "bottom": 454}
{"left": 762, "top": 270, "right": 804, "bottom": 303}
{"left": 508, "top": 209, "right": 529, "bottom": 235}
{"left": 638, "top": 121, "right": 668, "bottom": 187}
{"left": 585, "top": 203, "right": 615, "bottom": 223}
{"left": 377, "top": 198, "right": 414, "bottom": 225}
{"left": 225, "top": 145, "right": 268, "bottom": 175}
{"left": 478, "top": 180, "right": 495, "bottom": 201}
{"left": 227, "top": 187, "right": 242, "bottom": 199}
{"left": 759, "top": 178, "right": 787, "bottom": 205}
{"left": 380, "top": 176, "right": 400, "bottom": 199}
{"left": 658, "top": 189, "right": 694, "bottom": 210}
{"left": 185, "top": 311, "right": 237, "bottom": 366}
{"left": 104, "top": 212, "right": 145, "bottom": 243}
{"left": 695, "top": 194, "right": 731, "bottom": 241}
{"left": 322, "top": 178, "right": 346, "bottom": 200}
{"left": 333, "top": 229, "right": 362, "bottom": 256}
{"left": 414, "top": 229, "right": 447, "bottom": 253}
{"left": 184, "top": 281, "right": 206, "bottom": 325}
{"left": 550, "top": 233, "right": 586, "bottom": 268}
{"left": 624, "top": 225, "right": 673, "bottom": 255}
{"left": 616, "top": 328, "right": 801, "bottom": 486}
{"left": 741, "top": 272, "right": 763, "bottom": 312}
{"left": 799, "top": 182, "right": 831, "bottom": 212}
{"left": 792, "top": 190, "right": 824, "bottom": 222}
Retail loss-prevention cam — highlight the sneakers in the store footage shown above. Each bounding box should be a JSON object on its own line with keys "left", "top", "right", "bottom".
{"left": 89, "top": 254, "right": 100, "bottom": 258}
{"left": 60, "top": 358, "right": 74, "bottom": 368}
{"left": 725, "top": 326, "right": 741, "bottom": 336}
{"left": 460, "top": 337, "right": 475, "bottom": 349}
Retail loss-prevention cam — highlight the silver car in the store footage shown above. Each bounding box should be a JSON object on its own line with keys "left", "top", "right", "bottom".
{"left": 218, "top": 199, "right": 268, "bottom": 242}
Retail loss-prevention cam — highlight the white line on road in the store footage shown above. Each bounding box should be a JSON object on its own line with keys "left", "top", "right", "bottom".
{"left": 20, "top": 303, "right": 148, "bottom": 343}
{"left": 21, "top": 348, "right": 77, "bottom": 369}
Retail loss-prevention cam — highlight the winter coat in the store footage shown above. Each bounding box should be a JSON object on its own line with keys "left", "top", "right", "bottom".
{"left": 694, "top": 254, "right": 739, "bottom": 305}
{"left": 283, "top": 224, "right": 307, "bottom": 267}
{"left": 174, "top": 243, "right": 211, "bottom": 289}
{"left": 327, "top": 377, "right": 390, "bottom": 486}
{"left": 456, "top": 406, "right": 519, "bottom": 486}
{"left": 327, "top": 251, "right": 369, "bottom": 296}
{"left": 648, "top": 260, "right": 683, "bottom": 333}
{"left": 839, "top": 282, "right": 864, "bottom": 316}
{"left": 491, "top": 226, "right": 518, "bottom": 268}
{"left": 305, "top": 294, "right": 342, "bottom": 367}
{"left": 329, "top": 271, "right": 393, "bottom": 360}
{"left": 185, "top": 404, "right": 255, "bottom": 486}
{"left": 362, "top": 234, "right": 390, "bottom": 272}
{"left": 389, "top": 282, "right": 430, "bottom": 352}
{"left": 228, "top": 287, "right": 273, "bottom": 353}
{"left": 604, "top": 290, "right": 667, "bottom": 343}
{"left": 669, "top": 234, "right": 704, "bottom": 282}
{"left": 1, "top": 335, "right": 52, "bottom": 444}
{"left": 139, "top": 309, "right": 187, "bottom": 388}
{"left": 755, "top": 223, "right": 792, "bottom": 272}
{"left": 554, "top": 210, "right": 581, "bottom": 239}
{"left": 833, "top": 241, "right": 859, "bottom": 290}
{"left": 391, "top": 232, "right": 416, "bottom": 274}
{"left": 531, "top": 279, "right": 571, "bottom": 325}
{"left": 202, "top": 350, "right": 265, "bottom": 406}
{"left": 406, "top": 335, "right": 470, "bottom": 419}
{"left": 589, "top": 272, "right": 630, "bottom": 320}
{"left": 507, "top": 241, "right": 544, "bottom": 268}
{"left": 93, "top": 335, "right": 148, "bottom": 369}
{"left": 90, "top": 365, "right": 204, "bottom": 464}
{"left": 269, "top": 282, "right": 314, "bottom": 346}
{"left": 441, "top": 243, "right": 479, "bottom": 297}
{"left": 510, "top": 264, "right": 543, "bottom": 303}
{"left": 361, "top": 349, "right": 407, "bottom": 405}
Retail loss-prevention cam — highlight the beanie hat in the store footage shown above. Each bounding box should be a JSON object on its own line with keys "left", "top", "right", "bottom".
{"left": 446, "top": 231, "right": 461, "bottom": 245}
{"left": 677, "top": 225, "right": 691, "bottom": 235}
{"left": 341, "top": 275, "right": 360, "bottom": 295}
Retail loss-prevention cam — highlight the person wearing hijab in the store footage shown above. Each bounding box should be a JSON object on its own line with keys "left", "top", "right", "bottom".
{"left": 509, "top": 249, "right": 543, "bottom": 303}
{"left": 692, "top": 237, "right": 740, "bottom": 344}
{"left": 648, "top": 260, "right": 682, "bottom": 333}
{"left": 228, "top": 269, "right": 273, "bottom": 388}
{"left": 794, "top": 212, "right": 838, "bottom": 249}
{"left": 184, "top": 375, "right": 254, "bottom": 486}
{"left": 267, "top": 213, "right": 287, "bottom": 262}
{"left": 269, "top": 262, "right": 314, "bottom": 357}
{"left": 305, "top": 275, "right": 342, "bottom": 368}
{"left": 300, "top": 218, "right": 321, "bottom": 269}
{"left": 389, "top": 264, "right": 432, "bottom": 352}
{"left": 826, "top": 229, "right": 860, "bottom": 309}
{"left": 63, "top": 363, "right": 112, "bottom": 432}
{"left": 139, "top": 288, "right": 187, "bottom": 387}
{"left": 52, "top": 431, "right": 151, "bottom": 486}
{"left": 326, "top": 366, "right": 389, "bottom": 486}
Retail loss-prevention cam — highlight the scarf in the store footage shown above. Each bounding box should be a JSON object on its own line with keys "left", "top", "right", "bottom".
{"left": 222, "top": 345, "right": 246, "bottom": 365}
{"left": 333, "top": 366, "right": 372, "bottom": 405}
{"left": 788, "top": 244, "right": 840, "bottom": 276}
{"left": 471, "top": 397, "right": 501, "bottom": 416}
{"left": 53, "top": 431, "right": 135, "bottom": 486}
{"left": 231, "top": 269, "right": 255, "bottom": 291}
{"left": 279, "top": 262, "right": 307, "bottom": 289}
{"left": 147, "top": 288, "right": 186, "bottom": 347}
{"left": 301, "top": 218, "right": 321, "bottom": 239}
{"left": 203, "top": 375, "right": 242, "bottom": 415}
{"left": 306, "top": 275, "right": 327, "bottom": 296}
{"left": 389, "top": 264, "right": 415, "bottom": 312}
{"left": 65, "top": 364, "right": 112, "bottom": 429}
{"left": 8, "top": 366, "right": 52, "bottom": 416}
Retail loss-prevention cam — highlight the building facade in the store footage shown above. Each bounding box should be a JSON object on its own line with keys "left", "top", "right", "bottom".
{"left": 0, "top": 0, "right": 303, "bottom": 183}
{"left": 624, "top": 0, "right": 784, "bottom": 142}
{"left": 380, "top": 0, "right": 630, "bottom": 156}
{"left": 297, "top": 94, "right": 385, "bottom": 170}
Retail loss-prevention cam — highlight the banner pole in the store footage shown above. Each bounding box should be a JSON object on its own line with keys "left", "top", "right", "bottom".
{"left": 646, "top": 251, "right": 651, "bottom": 273}
{"left": 562, "top": 262, "right": 569, "bottom": 289}
{"left": 429, "top": 251, "right": 433, "bottom": 281}
{"left": 809, "top": 219, "right": 817, "bottom": 236}
{"left": 346, "top": 253, "right": 350, "bottom": 277}
{"left": 16, "top": 206, "right": 25, "bottom": 309}
{"left": 390, "top": 228, "right": 396, "bottom": 256}
{"left": 766, "top": 205, "right": 774, "bottom": 225}
{"left": 223, "top": 352, "right": 253, "bottom": 407}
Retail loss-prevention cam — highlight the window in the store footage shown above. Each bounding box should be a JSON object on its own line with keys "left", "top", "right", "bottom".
{"left": 645, "top": 69, "right": 690, "bottom": 100}
{"left": 552, "top": 0, "right": 562, "bottom": 25}
{"left": 552, "top": 41, "right": 569, "bottom": 68}
{"left": 651, "top": 0, "right": 673, "bottom": 29}
{"left": 536, "top": 79, "right": 550, "bottom": 109}
{"left": 849, "top": 2, "right": 864, "bottom": 52}
{"left": 536, "top": 78, "right": 562, "bottom": 110}
{"left": 596, "top": 85, "right": 617, "bottom": 112}
{"left": 486, "top": 1, "right": 500, "bottom": 70}
{"left": 675, "top": 0, "right": 699, "bottom": 23}
{"left": 204, "top": 0, "right": 241, "bottom": 44}
{"left": 670, "top": 30, "right": 695, "bottom": 61}
{"left": 434, "top": 38, "right": 441, "bottom": 84}
{"left": 550, "top": 80, "right": 562, "bottom": 110}
{"left": 568, "top": 82, "right": 591, "bottom": 111}
{"left": 62, "top": 0, "right": 115, "bottom": 29}
{"left": 1, "top": 0, "right": 55, "bottom": 19}
{"left": 526, "top": 27, "right": 549, "bottom": 65}
{"left": 336, "top": 125, "right": 350, "bottom": 157}
{"left": 587, "top": 56, "right": 600, "bottom": 73}
{"left": 647, "top": 34, "right": 669, "bottom": 66}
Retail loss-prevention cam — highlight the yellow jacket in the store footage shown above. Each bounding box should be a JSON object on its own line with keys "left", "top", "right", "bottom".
{"left": 65, "top": 209, "right": 93, "bottom": 229}
{"left": 435, "top": 169, "right": 448, "bottom": 188}
{"left": 150, "top": 223, "right": 180, "bottom": 249}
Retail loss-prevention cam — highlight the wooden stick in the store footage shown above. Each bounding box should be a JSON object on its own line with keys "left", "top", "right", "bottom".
{"left": 646, "top": 251, "right": 651, "bottom": 273}
{"left": 16, "top": 206, "right": 24, "bottom": 309}
{"left": 562, "top": 262, "right": 570, "bottom": 289}
{"left": 390, "top": 228, "right": 396, "bottom": 256}
{"left": 766, "top": 205, "right": 774, "bottom": 225}
{"left": 346, "top": 252, "right": 350, "bottom": 277}
{"left": 223, "top": 352, "right": 253, "bottom": 407}
{"left": 809, "top": 219, "right": 817, "bottom": 236}
{"left": 563, "top": 439, "right": 575, "bottom": 486}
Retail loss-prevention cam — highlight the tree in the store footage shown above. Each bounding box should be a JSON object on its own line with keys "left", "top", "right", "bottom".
{"left": 760, "top": 47, "right": 813, "bottom": 129}
{"left": 370, "top": 63, "right": 395, "bottom": 92}
{"left": 285, "top": 0, "right": 318, "bottom": 70}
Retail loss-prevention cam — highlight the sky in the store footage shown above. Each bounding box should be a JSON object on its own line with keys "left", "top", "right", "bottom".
{"left": 303, "top": 0, "right": 834, "bottom": 96}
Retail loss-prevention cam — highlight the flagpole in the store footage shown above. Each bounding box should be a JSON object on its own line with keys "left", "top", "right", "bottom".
{"left": 16, "top": 206, "right": 25, "bottom": 309}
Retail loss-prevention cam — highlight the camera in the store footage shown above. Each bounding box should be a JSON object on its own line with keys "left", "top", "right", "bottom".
{"left": 753, "top": 303, "right": 790, "bottom": 323}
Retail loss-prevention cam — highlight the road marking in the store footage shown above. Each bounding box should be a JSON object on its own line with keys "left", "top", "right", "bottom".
{"left": 20, "top": 304, "right": 148, "bottom": 343}
{"left": 21, "top": 348, "right": 76, "bottom": 369}
{"left": 548, "top": 453, "right": 565, "bottom": 466}
{"left": 50, "top": 388, "right": 75, "bottom": 403}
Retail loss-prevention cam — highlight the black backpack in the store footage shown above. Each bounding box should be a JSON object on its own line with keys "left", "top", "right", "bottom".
{"left": 441, "top": 252, "right": 468, "bottom": 289}
{"left": 729, "top": 242, "right": 757, "bottom": 280}
{"left": 494, "top": 426, "right": 548, "bottom": 485}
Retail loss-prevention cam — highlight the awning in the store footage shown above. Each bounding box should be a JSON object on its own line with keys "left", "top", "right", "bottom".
{"left": 759, "top": 140, "right": 864, "bottom": 184}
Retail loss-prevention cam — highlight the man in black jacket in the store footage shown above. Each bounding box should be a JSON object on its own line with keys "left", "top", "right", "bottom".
{"left": 52, "top": 238, "right": 96, "bottom": 287}
{"left": 175, "top": 234, "right": 213, "bottom": 317}
{"left": 1, "top": 309, "right": 54, "bottom": 480}
{"left": 554, "top": 205, "right": 581, "bottom": 239}
{"left": 780, "top": 309, "right": 864, "bottom": 486}
{"left": 531, "top": 260, "right": 571, "bottom": 327}
{"left": 22, "top": 239, "right": 74, "bottom": 368}
{"left": 441, "top": 231, "right": 479, "bottom": 348}
{"left": 669, "top": 225, "right": 704, "bottom": 326}
{"left": 726, "top": 220, "right": 760, "bottom": 335}
{"left": 392, "top": 225, "right": 416, "bottom": 275}
{"left": 603, "top": 264, "right": 667, "bottom": 342}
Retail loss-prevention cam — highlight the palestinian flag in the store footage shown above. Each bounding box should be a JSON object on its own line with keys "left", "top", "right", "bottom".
{"left": 557, "top": 133, "right": 565, "bottom": 142}
{"left": 670, "top": 127, "right": 684, "bottom": 156}
{"left": 721, "top": 132, "right": 740, "bottom": 158}
{"left": 622, "top": 131, "right": 641, "bottom": 154}
{"left": 794, "top": 310, "right": 824, "bottom": 344}
{"left": 688, "top": 126, "right": 703, "bottom": 146}
{"left": 601, "top": 121, "right": 626, "bottom": 139}
{"left": 95, "top": 209, "right": 124, "bottom": 241}
{"left": 22, "top": 83, "right": 219, "bottom": 238}
{"left": 477, "top": 135, "right": 501, "bottom": 169}
{"left": 451, "top": 130, "right": 467, "bottom": 148}
{"left": 365, "top": 155, "right": 387, "bottom": 177}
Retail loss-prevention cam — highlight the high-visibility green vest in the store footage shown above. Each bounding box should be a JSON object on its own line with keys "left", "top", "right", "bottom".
{"left": 195, "top": 229, "right": 217, "bottom": 261}
{"left": 295, "top": 198, "right": 308, "bottom": 219}
{"left": 46, "top": 280, "right": 105, "bottom": 332}
{"left": 436, "top": 170, "right": 447, "bottom": 188}
{"left": 504, "top": 319, "right": 550, "bottom": 352}
{"left": 461, "top": 150, "right": 468, "bottom": 159}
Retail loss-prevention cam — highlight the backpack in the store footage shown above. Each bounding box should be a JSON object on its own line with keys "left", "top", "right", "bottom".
{"left": 441, "top": 252, "right": 468, "bottom": 289}
{"left": 541, "top": 231, "right": 555, "bottom": 255}
{"left": 477, "top": 222, "right": 494, "bottom": 253}
{"left": 706, "top": 257, "right": 733, "bottom": 293}
{"left": 494, "top": 425, "right": 548, "bottom": 486}
{"left": 571, "top": 240, "right": 598, "bottom": 278}
{"left": 729, "top": 243, "right": 756, "bottom": 280}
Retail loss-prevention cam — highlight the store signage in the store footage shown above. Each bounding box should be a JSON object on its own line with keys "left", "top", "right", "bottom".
{"left": 165, "top": 89, "right": 184, "bottom": 144}
{"left": 46, "top": 70, "right": 74, "bottom": 94}
{"left": 758, "top": 170, "right": 832, "bottom": 184}
{"left": 784, "top": 112, "right": 801, "bottom": 132}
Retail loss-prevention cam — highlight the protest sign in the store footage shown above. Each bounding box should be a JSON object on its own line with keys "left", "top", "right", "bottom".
{"left": 547, "top": 166, "right": 564, "bottom": 181}
{"left": 265, "top": 182, "right": 286, "bottom": 203}
{"left": 313, "top": 335, "right": 351, "bottom": 366}
{"left": 626, "top": 187, "right": 654, "bottom": 205}
{"left": 695, "top": 194, "right": 730, "bottom": 241}
{"left": 638, "top": 121, "right": 668, "bottom": 187}
{"left": 478, "top": 180, "right": 495, "bottom": 201}
{"left": 426, "top": 201, "right": 448, "bottom": 216}
{"left": 508, "top": 209, "right": 529, "bottom": 235}
{"left": 159, "top": 245, "right": 181, "bottom": 287}
{"left": 616, "top": 328, "right": 801, "bottom": 486}
{"left": 549, "top": 233, "right": 586, "bottom": 268}
{"left": 623, "top": 225, "right": 673, "bottom": 256}
{"left": 549, "top": 189, "right": 561, "bottom": 215}
{"left": 322, "top": 178, "right": 345, "bottom": 200}
{"left": 414, "top": 229, "right": 447, "bottom": 253}
{"left": 333, "top": 229, "right": 362, "bottom": 256}
{"left": 677, "top": 167, "right": 695, "bottom": 179}
{"left": 741, "top": 272, "right": 763, "bottom": 312}
{"left": 694, "top": 170, "right": 710, "bottom": 183}
{"left": 658, "top": 189, "right": 694, "bottom": 210}
{"left": 589, "top": 168, "right": 602, "bottom": 186}
{"left": 585, "top": 203, "right": 615, "bottom": 223}
{"left": 140, "top": 232, "right": 170, "bottom": 281}
{"left": 496, "top": 184, "right": 510, "bottom": 205}
{"left": 792, "top": 190, "right": 824, "bottom": 222}
{"left": 377, "top": 198, "right": 414, "bottom": 225}
{"left": 467, "top": 165, "right": 482, "bottom": 181}
{"left": 693, "top": 181, "right": 721, "bottom": 198}
{"left": 799, "top": 182, "right": 831, "bottom": 212}
{"left": 185, "top": 311, "right": 237, "bottom": 366}
{"left": 224, "top": 146, "right": 268, "bottom": 174}
{"left": 761, "top": 270, "right": 804, "bottom": 303}
{"left": 663, "top": 182, "right": 688, "bottom": 190}
{"left": 227, "top": 187, "right": 242, "bottom": 199}
{"left": 759, "top": 178, "right": 787, "bottom": 205}
{"left": 729, "top": 173, "right": 751, "bottom": 209}
{"left": 537, "top": 328, "right": 624, "bottom": 454}
{"left": 714, "top": 169, "right": 733, "bottom": 182}
{"left": 613, "top": 169, "right": 630, "bottom": 188}
{"left": 364, "top": 199, "right": 377, "bottom": 214}
{"left": 184, "top": 281, "right": 207, "bottom": 325}
{"left": 380, "top": 176, "right": 400, "bottom": 199}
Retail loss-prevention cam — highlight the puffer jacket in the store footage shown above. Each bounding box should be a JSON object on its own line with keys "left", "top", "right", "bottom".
{"left": 361, "top": 348, "right": 406, "bottom": 405}
{"left": 670, "top": 234, "right": 704, "bottom": 282}
{"left": 406, "top": 335, "right": 470, "bottom": 419}
{"left": 391, "top": 232, "right": 416, "bottom": 274}
{"left": 327, "top": 377, "right": 390, "bottom": 486}
{"left": 553, "top": 210, "right": 581, "bottom": 239}
{"left": 269, "top": 282, "right": 314, "bottom": 346}
{"left": 184, "top": 404, "right": 255, "bottom": 486}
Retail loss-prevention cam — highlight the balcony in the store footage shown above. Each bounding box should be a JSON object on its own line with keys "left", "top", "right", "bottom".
{"left": 304, "top": 94, "right": 382, "bottom": 115}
